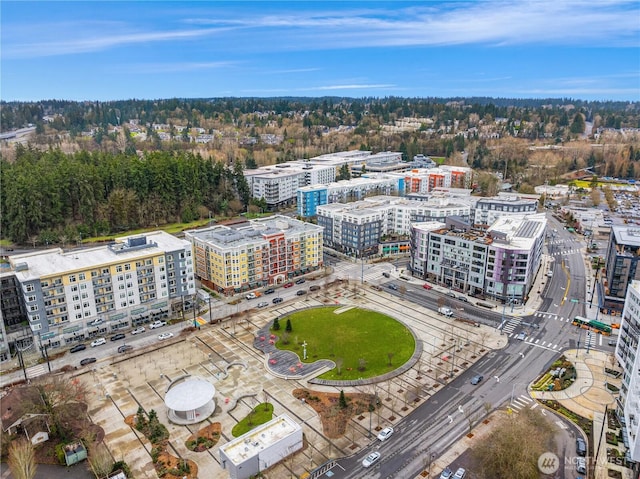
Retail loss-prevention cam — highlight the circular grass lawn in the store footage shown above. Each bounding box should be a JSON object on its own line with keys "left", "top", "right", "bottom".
{"left": 272, "top": 306, "right": 415, "bottom": 380}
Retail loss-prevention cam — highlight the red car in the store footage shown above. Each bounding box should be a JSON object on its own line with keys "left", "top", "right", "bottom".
{"left": 423, "top": 283, "right": 432, "bottom": 290}
{"left": 283, "top": 282, "right": 294, "bottom": 288}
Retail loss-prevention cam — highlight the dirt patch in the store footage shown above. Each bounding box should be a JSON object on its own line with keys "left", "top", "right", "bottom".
{"left": 155, "top": 451, "right": 198, "bottom": 479}
{"left": 185, "top": 423, "right": 222, "bottom": 452}
{"left": 293, "top": 389, "right": 376, "bottom": 438}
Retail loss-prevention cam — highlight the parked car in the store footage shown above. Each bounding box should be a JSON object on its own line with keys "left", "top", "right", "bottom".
{"left": 457, "top": 295, "right": 469, "bottom": 302}
{"left": 382, "top": 272, "right": 391, "bottom": 278}
{"left": 516, "top": 331, "right": 527, "bottom": 341}
{"left": 547, "top": 270, "right": 554, "bottom": 277}
{"left": 257, "top": 301, "right": 269, "bottom": 308}
{"left": 90, "top": 338, "right": 106, "bottom": 347}
{"left": 377, "top": 427, "right": 394, "bottom": 442}
{"left": 80, "top": 357, "right": 97, "bottom": 366}
{"left": 131, "top": 326, "right": 145, "bottom": 335}
{"left": 89, "top": 318, "right": 103, "bottom": 326}
{"left": 470, "top": 374, "right": 484, "bottom": 385}
{"left": 272, "top": 297, "right": 284, "bottom": 304}
{"left": 296, "top": 289, "right": 307, "bottom": 296}
{"left": 445, "top": 291, "right": 456, "bottom": 298}
{"left": 110, "top": 333, "right": 125, "bottom": 341}
{"left": 439, "top": 467, "right": 453, "bottom": 479}
{"left": 362, "top": 451, "right": 381, "bottom": 468}
{"left": 423, "top": 283, "right": 432, "bottom": 290}
{"left": 118, "top": 345, "right": 133, "bottom": 354}
{"left": 70, "top": 344, "right": 87, "bottom": 353}
{"left": 283, "top": 282, "right": 294, "bottom": 288}
{"left": 309, "top": 285, "right": 321, "bottom": 291}
{"left": 295, "top": 278, "right": 306, "bottom": 284}
{"left": 158, "top": 332, "right": 174, "bottom": 341}
{"left": 453, "top": 468, "right": 466, "bottom": 479}
{"left": 388, "top": 283, "right": 398, "bottom": 290}
{"left": 150, "top": 320, "right": 166, "bottom": 329}
{"left": 576, "top": 457, "right": 587, "bottom": 474}
{"left": 264, "top": 288, "right": 275, "bottom": 295}
{"left": 576, "top": 437, "right": 587, "bottom": 456}
{"left": 246, "top": 292, "right": 257, "bottom": 300}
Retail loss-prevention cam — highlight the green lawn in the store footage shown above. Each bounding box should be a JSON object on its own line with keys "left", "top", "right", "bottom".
{"left": 231, "top": 403, "right": 274, "bottom": 437}
{"left": 273, "top": 307, "right": 415, "bottom": 380}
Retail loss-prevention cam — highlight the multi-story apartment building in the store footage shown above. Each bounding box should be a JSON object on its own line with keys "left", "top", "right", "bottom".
{"left": 317, "top": 196, "right": 472, "bottom": 257}
{"left": 0, "top": 273, "right": 29, "bottom": 359}
{"left": 615, "top": 279, "right": 640, "bottom": 462}
{"left": 296, "top": 174, "right": 404, "bottom": 218}
{"left": 7, "top": 231, "right": 195, "bottom": 351}
{"left": 604, "top": 226, "right": 640, "bottom": 312}
{"left": 402, "top": 166, "right": 472, "bottom": 194}
{"left": 185, "top": 216, "right": 323, "bottom": 295}
{"left": 245, "top": 150, "right": 404, "bottom": 208}
{"left": 473, "top": 194, "right": 539, "bottom": 227}
{"left": 244, "top": 167, "right": 307, "bottom": 208}
{"left": 410, "top": 214, "right": 546, "bottom": 302}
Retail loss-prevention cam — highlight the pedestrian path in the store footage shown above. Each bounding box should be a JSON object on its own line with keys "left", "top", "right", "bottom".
{"left": 549, "top": 248, "right": 582, "bottom": 256}
{"left": 509, "top": 394, "right": 534, "bottom": 412}
{"left": 500, "top": 316, "right": 521, "bottom": 334}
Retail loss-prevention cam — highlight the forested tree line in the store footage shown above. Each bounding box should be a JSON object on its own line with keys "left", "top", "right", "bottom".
{"left": 2, "top": 96, "right": 638, "bottom": 133}
{"left": 0, "top": 145, "right": 251, "bottom": 244}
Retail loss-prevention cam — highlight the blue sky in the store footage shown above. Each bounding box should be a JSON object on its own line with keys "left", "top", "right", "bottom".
{"left": 2, "top": 1, "right": 639, "bottom": 102}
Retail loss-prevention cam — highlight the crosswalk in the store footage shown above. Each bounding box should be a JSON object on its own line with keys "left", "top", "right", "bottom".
{"left": 549, "top": 248, "right": 582, "bottom": 257}
{"left": 25, "top": 363, "right": 47, "bottom": 379}
{"left": 501, "top": 316, "right": 521, "bottom": 334}
{"left": 509, "top": 394, "right": 534, "bottom": 412}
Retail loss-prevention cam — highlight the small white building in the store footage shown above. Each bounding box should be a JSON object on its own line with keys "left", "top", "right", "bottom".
{"left": 219, "top": 414, "right": 303, "bottom": 479}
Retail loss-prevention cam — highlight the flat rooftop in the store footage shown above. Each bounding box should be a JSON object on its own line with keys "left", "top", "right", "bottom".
{"left": 220, "top": 414, "right": 300, "bottom": 465}
{"left": 9, "top": 231, "right": 189, "bottom": 281}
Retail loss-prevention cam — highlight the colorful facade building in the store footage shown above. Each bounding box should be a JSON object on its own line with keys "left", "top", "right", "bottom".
{"left": 185, "top": 216, "right": 323, "bottom": 295}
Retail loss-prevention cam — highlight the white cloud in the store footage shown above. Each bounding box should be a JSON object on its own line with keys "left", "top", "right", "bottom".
{"left": 3, "top": 1, "right": 638, "bottom": 59}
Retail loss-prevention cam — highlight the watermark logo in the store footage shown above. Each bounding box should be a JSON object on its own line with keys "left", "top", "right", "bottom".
{"left": 538, "top": 452, "right": 560, "bottom": 474}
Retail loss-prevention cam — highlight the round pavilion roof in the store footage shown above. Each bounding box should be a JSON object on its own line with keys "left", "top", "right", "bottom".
{"left": 164, "top": 378, "right": 215, "bottom": 411}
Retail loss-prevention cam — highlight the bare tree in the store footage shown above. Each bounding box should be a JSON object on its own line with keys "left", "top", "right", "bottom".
{"left": 88, "top": 442, "right": 113, "bottom": 478}
{"left": 335, "top": 357, "right": 344, "bottom": 375}
{"left": 387, "top": 352, "right": 395, "bottom": 366}
{"left": 8, "top": 439, "right": 36, "bottom": 479}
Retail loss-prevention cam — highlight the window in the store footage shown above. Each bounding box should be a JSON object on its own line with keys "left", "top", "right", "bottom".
{"left": 79, "top": 273, "right": 86, "bottom": 280}
{"left": 116, "top": 265, "right": 123, "bottom": 272}
{"left": 69, "top": 275, "right": 76, "bottom": 282}
{"left": 27, "top": 295, "right": 36, "bottom": 302}
{"left": 26, "top": 284, "right": 35, "bottom": 292}
{"left": 125, "top": 264, "right": 131, "bottom": 271}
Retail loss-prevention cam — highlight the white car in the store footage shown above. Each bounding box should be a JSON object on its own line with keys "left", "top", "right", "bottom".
{"left": 150, "top": 320, "right": 166, "bottom": 329}
{"left": 131, "top": 326, "right": 145, "bottom": 335}
{"left": 257, "top": 301, "right": 269, "bottom": 308}
{"left": 362, "top": 451, "right": 380, "bottom": 468}
{"left": 158, "top": 332, "right": 174, "bottom": 341}
{"left": 377, "top": 427, "right": 394, "bottom": 442}
{"left": 90, "top": 338, "right": 106, "bottom": 347}
{"left": 246, "top": 292, "right": 257, "bottom": 300}
{"left": 453, "top": 468, "right": 466, "bottom": 479}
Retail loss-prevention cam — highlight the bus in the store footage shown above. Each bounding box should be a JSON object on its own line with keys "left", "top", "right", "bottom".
{"left": 572, "top": 316, "right": 612, "bottom": 335}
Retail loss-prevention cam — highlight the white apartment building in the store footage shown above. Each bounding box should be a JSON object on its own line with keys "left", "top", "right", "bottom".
{"left": 317, "top": 195, "right": 472, "bottom": 257}
{"left": 616, "top": 279, "right": 640, "bottom": 462}
{"left": 8, "top": 231, "right": 195, "bottom": 350}
{"left": 474, "top": 194, "right": 539, "bottom": 226}
{"left": 410, "top": 214, "right": 546, "bottom": 301}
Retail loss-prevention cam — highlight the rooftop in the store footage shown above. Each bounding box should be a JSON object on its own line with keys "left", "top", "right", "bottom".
{"left": 219, "top": 414, "right": 301, "bottom": 465}
{"left": 9, "top": 231, "right": 189, "bottom": 281}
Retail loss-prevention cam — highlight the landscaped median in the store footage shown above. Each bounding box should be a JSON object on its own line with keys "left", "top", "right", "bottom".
{"left": 531, "top": 355, "right": 576, "bottom": 391}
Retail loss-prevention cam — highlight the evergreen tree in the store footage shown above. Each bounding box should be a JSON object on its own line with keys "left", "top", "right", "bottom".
{"left": 272, "top": 318, "right": 280, "bottom": 331}
{"left": 285, "top": 319, "right": 292, "bottom": 332}
{"left": 339, "top": 390, "right": 347, "bottom": 409}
